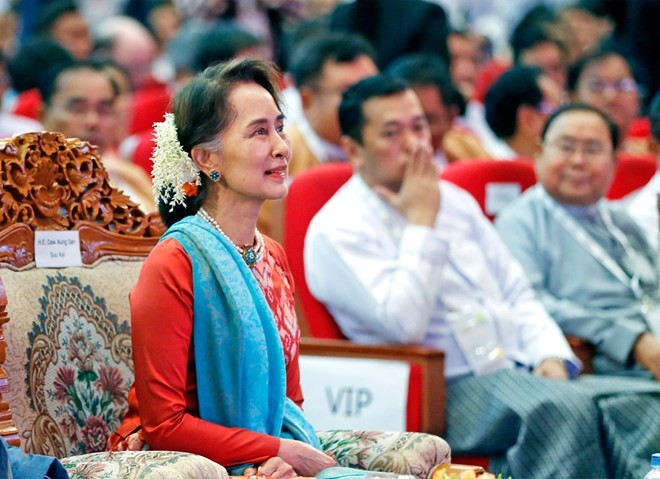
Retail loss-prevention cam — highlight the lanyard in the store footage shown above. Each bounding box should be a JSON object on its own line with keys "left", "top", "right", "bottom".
{"left": 537, "top": 187, "right": 647, "bottom": 300}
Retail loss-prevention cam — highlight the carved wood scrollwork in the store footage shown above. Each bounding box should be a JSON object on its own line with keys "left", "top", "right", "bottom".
{"left": 0, "top": 132, "right": 166, "bottom": 267}
{"left": 0, "top": 132, "right": 166, "bottom": 446}
{"left": 0, "top": 282, "right": 20, "bottom": 446}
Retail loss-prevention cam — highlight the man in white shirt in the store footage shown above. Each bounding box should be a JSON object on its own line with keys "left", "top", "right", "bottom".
{"left": 304, "top": 74, "right": 660, "bottom": 479}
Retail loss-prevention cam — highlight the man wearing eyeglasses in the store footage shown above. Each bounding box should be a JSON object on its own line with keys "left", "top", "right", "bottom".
{"left": 496, "top": 102, "right": 660, "bottom": 382}
{"left": 568, "top": 50, "right": 646, "bottom": 154}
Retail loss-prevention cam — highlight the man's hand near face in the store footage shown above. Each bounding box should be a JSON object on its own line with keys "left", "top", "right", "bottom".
{"left": 374, "top": 143, "right": 440, "bottom": 226}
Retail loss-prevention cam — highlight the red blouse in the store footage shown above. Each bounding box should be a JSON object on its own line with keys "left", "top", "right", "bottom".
{"left": 109, "top": 236, "right": 303, "bottom": 467}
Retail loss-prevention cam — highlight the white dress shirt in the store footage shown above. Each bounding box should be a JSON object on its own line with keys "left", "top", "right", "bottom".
{"left": 624, "top": 171, "right": 660, "bottom": 251}
{"left": 305, "top": 175, "right": 578, "bottom": 379}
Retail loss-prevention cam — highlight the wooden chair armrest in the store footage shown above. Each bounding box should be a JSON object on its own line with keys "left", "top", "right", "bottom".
{"left": 565, "top": 335, "right": 595, "bottom": 375}
{"left": 300, "top": 337, "right": 446, "bottom": 435}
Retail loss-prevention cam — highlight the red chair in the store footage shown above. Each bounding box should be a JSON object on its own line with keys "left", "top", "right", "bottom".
{"left": 285, "top": 163, "right": 448, "bottom": 434}
{"left": 440, "top": 159, "right": 537, "bottom": 220}
{"left": 129, "top": 87, "right": 171, "bottom": 135}
{"left": 284, "top": 163, "right": 353, "bottom": 339}
{"left": 12, "top": 88, "right": 42, "bottom": 120}
{"left": 284, "top": 162, "right": 491, "bottom": 468}
{"left": 606, "top": 153, "right": 657, "bottom": 200}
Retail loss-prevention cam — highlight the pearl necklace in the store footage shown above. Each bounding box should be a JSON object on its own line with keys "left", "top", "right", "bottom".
{"left": 197, "top": 207, "right": 265, "bottom": 267}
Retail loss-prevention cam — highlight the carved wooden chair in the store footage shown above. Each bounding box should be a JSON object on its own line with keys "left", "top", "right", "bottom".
{"left": 0, "top": 132, "right": 227, "bottom": 478}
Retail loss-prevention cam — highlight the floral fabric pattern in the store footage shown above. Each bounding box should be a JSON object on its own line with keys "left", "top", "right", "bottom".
{"left": 252, "top": 239, "right": 300, "bottom": 365}
{"left": 2, "top": 261, "right": 141, "bottom": 457}
{"left": 61, "top": 450, "right": 228, "bottom": 479}
{"left": 318, "top": 430, "right": 451, "bottom": 479}
{"left": 27, "top": 273, "right": 133, "bottom": 456}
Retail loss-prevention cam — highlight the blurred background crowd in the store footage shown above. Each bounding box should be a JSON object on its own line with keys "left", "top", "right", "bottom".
{"left": 0, "top": 0, "right": 657, "bottom": 224}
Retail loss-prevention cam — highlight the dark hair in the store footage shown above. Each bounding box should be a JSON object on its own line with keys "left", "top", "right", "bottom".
{"left": 338, "top": 74, "right": 409, "bottom": 143}
{"left": 484, "top": 65, "right": 544, "bottom": 139}
{"left": 94, "top": 58, "right": 132, "bottom": 94}
{"left": 193, "top": 22, "right": 263, "bottom": 73}
{"left": 39, "top": 60, "right": 119, "bottom": 106}
{"left": 510, "top": 6, "right": 566, "bottom": 63}
{"left": 567, "top": 49, "right": 627, "bottom": 93}
{"left": 7, "top": 38, "right": 74, "bottom": 93}
{"left": 159, "top": 57, "right": 283, "bottom": 227}
{"left": 541, "top": 102, "right": 620, "bottom": 149}
{"left": 35, "top": 0, "right": 79, "bottom": 35}
{"left": 387, "top": 53, "right": 466, "bottom": 115}
{"left": 288, "top": 32, "right": 376, "bottom": 88}
{"left": 649, "top": 92, "right": 660, "bottom": 141}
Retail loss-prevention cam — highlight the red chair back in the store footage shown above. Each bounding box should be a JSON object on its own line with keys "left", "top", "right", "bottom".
{"left": 12, "top": 89, "right": 42, "bottom": 120}
{"left": 132, "top": 129, "right": 156, "bottom": 176}
{"left": 286, "top": 163, "right": 454, "bottom": 435}
{"left": 129, "top": 87, "right": 171, "bottom": 135}
{"left": 284, "top": 163, "right": 353, "bottom": 338}
{"left": 441, "top": 159, "right": 537, "bottom": 221}
{"left": 606, "top": 153, "right": 657, "bottom": 200}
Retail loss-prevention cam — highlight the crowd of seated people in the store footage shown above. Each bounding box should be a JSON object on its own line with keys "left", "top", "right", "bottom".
{"left": 0, "top": 0, "right": 659, "bottom": 478}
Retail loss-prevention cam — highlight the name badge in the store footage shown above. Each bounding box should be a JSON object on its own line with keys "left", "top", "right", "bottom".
{"left": 34, "top": 230, "right": 83, "bottom": 268}
{"left": 485, "top": 182, "right": 521, "bottom": 216}
{"left": 447, "top": 304, "right": 511, "bottom": 375}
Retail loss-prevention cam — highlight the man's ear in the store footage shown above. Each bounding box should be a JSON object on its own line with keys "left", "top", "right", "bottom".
{"left": 191, "top": 146, "right": 218, "bottom": 174}
{"left": 340, "top": 135, "right": 363, "bottom": 168}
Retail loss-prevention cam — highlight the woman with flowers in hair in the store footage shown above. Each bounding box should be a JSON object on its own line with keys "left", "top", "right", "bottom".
{"left": 107, "top": 57, "right": 451, "bottom": 479}
{"left": 105, "top": 57, "right": 338, "bottom": 477}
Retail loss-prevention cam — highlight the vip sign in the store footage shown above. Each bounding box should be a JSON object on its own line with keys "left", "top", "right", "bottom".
{"left": 299, "top": 356, "right": 409, "bottom": 431}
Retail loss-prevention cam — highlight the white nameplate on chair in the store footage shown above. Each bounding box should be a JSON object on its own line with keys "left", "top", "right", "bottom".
{"left": 299, "top": 356, "right": 409, "bottom": 431}
{"left": 35, "top": 230, "right": 83, "bottom": 268}
{"left": 485, "top": 182, "right": 521, "bottom": 216}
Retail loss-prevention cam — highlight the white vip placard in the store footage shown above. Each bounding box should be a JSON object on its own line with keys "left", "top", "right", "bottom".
{"left": 35, "top": 230, "right": 83, "bottom": 268}
{"left": 299, "top": 356, "right": 409, "bottom": 431}
{"left": 485, "top": 182, "right": 521, "bottom": 216}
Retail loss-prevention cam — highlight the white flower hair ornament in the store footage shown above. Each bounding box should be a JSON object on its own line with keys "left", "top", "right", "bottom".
{"left": 151, "top": 113, "right": 201, "bottom": 211}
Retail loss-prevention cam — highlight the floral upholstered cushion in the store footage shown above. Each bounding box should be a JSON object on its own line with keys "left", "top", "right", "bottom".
{"left": 1, "top": 259, "right": 142, "bottom": 457}
{"left": 318, "top": 430, "right": 451, "bottom": 479}
{"left": 61, "top": 450, "right": 229, "bottom": 479}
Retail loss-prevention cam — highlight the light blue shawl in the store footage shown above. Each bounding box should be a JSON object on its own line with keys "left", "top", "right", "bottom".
{"left": 163, "top": 217, "right": 362, "bottom": 479}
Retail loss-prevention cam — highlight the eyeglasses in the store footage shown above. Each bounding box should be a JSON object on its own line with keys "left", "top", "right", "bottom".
{"left": 584, "top": 77, "right": 638, "bottom": 95}
{"left": 545, "top": 139, "right": 612, "bottom": 160}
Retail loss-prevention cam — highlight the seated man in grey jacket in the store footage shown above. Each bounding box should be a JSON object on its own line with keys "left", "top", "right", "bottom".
{"left": 495, "top": 102, "right": 660, "bottom": 381}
